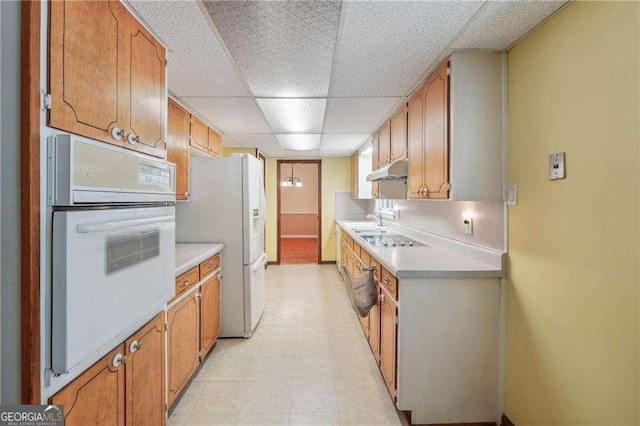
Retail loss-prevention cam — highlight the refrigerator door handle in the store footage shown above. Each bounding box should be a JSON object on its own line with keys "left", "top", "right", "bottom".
{"left": 250, "top": 253, "right": 268, "bottom": 272}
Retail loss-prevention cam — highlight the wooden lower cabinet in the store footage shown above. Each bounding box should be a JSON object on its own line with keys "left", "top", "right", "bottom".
{"left": 51, "top": 345, "right": 126, "bottom": 426}
{"left": 125, "top": 313, "right": 166, "bottom": 426}
{"left": 380, "top": 289, "right": 398, "bottom": 401}
{"left": 369, "top": 284, "right": 381, "bottom": 363}
{"left": 200, "top": 274, "right": 221, "bottom": 358}
{"left": 167, "top": 292, "right": 200, "bottom": 406}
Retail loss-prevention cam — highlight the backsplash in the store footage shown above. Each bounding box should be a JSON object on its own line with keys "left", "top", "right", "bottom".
{"left": 367, "top": 199, "right": 506, "bottom": 252}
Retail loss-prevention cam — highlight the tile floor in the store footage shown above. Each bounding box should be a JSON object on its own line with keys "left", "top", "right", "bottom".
{"left": 169, "top": 264, "right": 405, "bottom": 426}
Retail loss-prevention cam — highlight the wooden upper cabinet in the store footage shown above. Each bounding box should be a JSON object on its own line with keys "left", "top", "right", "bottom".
{"left": 126, "top": 16, "right": 166, "bottom": 158}
{"left": 48, "top": 0, "right": 128, "bottom": 148}
{"left": 407, "top": 61, "right": 450, "bottom": 199}
{"left": 390, "top": 106, "right": 408, "bottom": 162}
{"left": 200, "top": 274, "right": 221, "bottom": 358}
{"left": 167, "top": 99, "right": 190, "bottom": 201}
{"left": 48, "top": 0, "right": 166, "bottom": 158}
{"left": 51, "top": 345, "right": 126, "bottom": 426}
{"left": 378, "top": 122, "right": 391, "bottom": 168}
{"left": 125, "top": 313, "right": 166, "bottom": 426}
{"left": 189, "top": 115, "right": 209, "bottom": 154}
{"left": 371, "top": 132, "right": 380, "bottom": 198}
{"left": 350, "top": 152, "right": 359, "bottom": 198}
{"left": 167, "top": 292, "right": 200, "bottom": 406}
{"left": 208, "top": 128, "right": 222, "bottom": 157}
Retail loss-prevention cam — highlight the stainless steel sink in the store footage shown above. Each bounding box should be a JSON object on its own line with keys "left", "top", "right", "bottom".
{"left": 359, "top": 234, "right": 426, "bottom": 247}
{"left": 351, "top": 227, "right": 387, "bottom": 233}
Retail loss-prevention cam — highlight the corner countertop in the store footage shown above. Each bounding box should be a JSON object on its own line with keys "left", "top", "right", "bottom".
{"left": 175, "top": 243, "right": 224, "bottom": 276}
{"left": 335, "top": 219, "right": 505, "bottom": 279}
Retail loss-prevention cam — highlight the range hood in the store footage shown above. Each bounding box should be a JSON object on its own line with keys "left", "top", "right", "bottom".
{"left": 366, "top": 159, "right": 408, "bottom": 182}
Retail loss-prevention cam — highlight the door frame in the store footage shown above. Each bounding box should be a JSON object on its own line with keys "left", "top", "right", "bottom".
{"left": 276, "top": 160, "right": 322, "bottom": 265}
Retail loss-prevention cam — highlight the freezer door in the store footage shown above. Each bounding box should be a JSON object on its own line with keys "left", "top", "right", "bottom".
{"left": 243, "top": 253, "right": 267, "bottom": 336}
{"left": 243, "top": 155, "right": 266, "bottom": 264}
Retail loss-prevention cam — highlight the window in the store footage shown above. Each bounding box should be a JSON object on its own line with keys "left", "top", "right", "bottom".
{"left": 375, "top": 199, "right": 397, "bottom": 219}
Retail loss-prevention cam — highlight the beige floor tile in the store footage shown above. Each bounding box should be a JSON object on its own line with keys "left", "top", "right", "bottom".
{"left": 172, "top": 381, "right": 207, "bottom": 415}
{"left": 296, "top": 338, "right": 331, "bottom": 358}
{"left": 290, "top": 380, "right": 338, "bottom": 413}
{"left": 332, "top": 356, "right": 375, "bottom": 380}
{"left": 208, "top": 357, "right": 257, "bottom": 381}
{"left": 185, "top": 412, "right": 239, "bottom": 426}
{"left": 289, "top": 411, "right": 340, "bottom": 426}
{"left": 335, "top": 379, "right": 386, "bottom": 412}
{"left": 259, "top": 337, "right": 298, "bottom": 357}
{"left": 293, "top": 356, "right": 334, "bottom": 380}
{"left": 252, "top": 356, "right": 295, "bottom": 380}
{"left": 387, "top": 410, "right": 404, "bottom": 426}
{"left": 236, "top": 412, "right": 289, "bottom": 426}
{"left": 222, "top": 338, "right": 262, "bottom": 358}
{"left": 241, "top": 381, "right": 292, "bottom": 413}
{"left": 193, "top": 381, "right": 249, "bottom": 413}
{"left": 167, "top": 413, "right": 189, "bottom": 425}
{"left": 339, "top": 410, "right": 393, "bottom": 426}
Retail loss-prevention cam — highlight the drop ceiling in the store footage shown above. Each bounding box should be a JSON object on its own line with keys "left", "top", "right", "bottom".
{"left": 128, "top": 0, "right": 567, "bottom": 158}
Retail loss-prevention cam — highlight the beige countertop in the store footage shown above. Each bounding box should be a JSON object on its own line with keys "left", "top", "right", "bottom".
{"left": 335, "top": 219, "right": 505, "bottom": 279}
{"left": 175, "top": 243, "right": 224, "bottom": 276}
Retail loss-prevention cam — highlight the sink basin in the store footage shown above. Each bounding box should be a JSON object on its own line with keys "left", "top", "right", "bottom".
{"left": 350, "top": 227, "right": 387, "bottom": 233}
{"left": 359, "top": 234, "right": 426, "bottom": 247}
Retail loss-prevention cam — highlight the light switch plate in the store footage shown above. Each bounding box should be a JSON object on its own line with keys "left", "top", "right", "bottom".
{"left": 549, "top": 152, "right": 566, "bottom": 180}
{"left": 507, "top": 184, "right": 518, "bottom": 206}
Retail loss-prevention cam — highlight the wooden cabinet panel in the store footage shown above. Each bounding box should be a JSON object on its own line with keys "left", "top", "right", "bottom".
{"left": 167, "top": 99, "right": 190, "bottom": 201}
{"left": 390, "top": 106, "right": 408, "bottom": 162}
{"left": 48, "top": 0, "right": 127, "bottom": 148}
{"left": 371, "top": 132, "right": 380, "bottom": 170}
{"left": 190, "top": 115, "right": 209, "bottom": 153}
{"left": 380, "top": 267, "right": 398, "bottom": 300}
{"left": 208, "top": 128, "right": 222, "bottom": 157}
{"left": 380, "top": 290, "right": 397, "bottom": 401}
{"left": 126, "top": 313, "right": 165, "bottom": 426}
{"left": 200, "top": 254, "right": 220, "bottom": 279}
{"left": 51, "top": 345, "right": 126, "bottom": 426}
{"left": 200, "top": 274, "right": 221, "bottom": 358}
{"left": 126, "top": 18, "right": 166, "bottom": 158}
{"left": 407, "top": 86, "right": 426, "bottom": 199}
{"left": 369, "top": 283, "right": 381, "bottom": 363}
{"left": 167, "top": 292, "right": 200, "bottom": 406}
{"left": 423, "top": 62, "right": 449, "bottom": 199}
{"left": 378, "top": 122, "right": 391, "bottom": 168}
{"left": 175, "top": 266, "right": 199, "bottom": 299}
{"left": 350, "top": 153, "right": 358, "bottom": 198}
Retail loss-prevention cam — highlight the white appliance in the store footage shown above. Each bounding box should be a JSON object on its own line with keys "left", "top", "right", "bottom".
{"left": 48, "top": 135, "right": 176, "bottom": 378}
{"left": 176, "top": 155, "right": 266, "bottom": 337}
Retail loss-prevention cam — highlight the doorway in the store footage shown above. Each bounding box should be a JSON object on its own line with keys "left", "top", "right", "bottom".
{"left": 277, "top": 160, "right": 321, "bottom": 264}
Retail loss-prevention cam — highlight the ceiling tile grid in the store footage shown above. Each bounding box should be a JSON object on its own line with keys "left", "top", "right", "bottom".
{"left": 453, "top": 1, "right": 569, "bottom": 50}
{"left": 284, "top": 150, "right": 320, "bottom": 158}
{"left": 330, "top": 1, "right": 484, "bottom": 97}
{"left": 203, "top": 0, "right": 342, "bottom": 98}
{"left": 182, "top": 98, "right": 272, "bottom": 134}
{"left": 129, "top": 0, "right": 249, "bottom": 97}
{"left": 323, "top": 97, "right": 403, "bottom": 133}
{"left": 258, "top": 99, "right": 327, "bottom": 133}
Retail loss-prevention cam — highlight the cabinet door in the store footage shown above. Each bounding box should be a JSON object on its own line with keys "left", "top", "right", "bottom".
{"left": 378, "top": 122, "right": 391, "bottom": 168}
{"left": 200, "top": 274, "right": 221, "bottom": 358}
{"left": 167, "top": 292, "right": 200, "bottom": 406}
{"left": 208, "top": 128, "right": 222, "bottom": 157}
{"left": 407, "top": 85, "right": 426, "bottom": 199}
{"left": 125, "top": 16, "right": 166, "bottom": 158}
{"left": 423, "top": 62, "right": 450, "bottom": 199}
{"left": 50, "top": 345, "right": 126, "bottom": 426}
{"left": 380, "top": 290, "right": 397, "bottom": 401}
{"left": 126, "top": 313, "right": 166, "bottom": 426}
{"left": 167, "top": 99, "right": 190, "bottom": 201}
{"left": 48, "top": 0, "right": 128, "bottom": 148}
{"left": 190, "top": 116, "right": 209, "bottom": 154}
{"left": 390, "top": 106, "right": 408, "bottom": 162}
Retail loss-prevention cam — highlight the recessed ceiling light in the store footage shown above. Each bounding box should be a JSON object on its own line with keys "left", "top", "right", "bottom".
{"left": 257, "top": 99, "right": 326, "bottom": 133}
{"left": 276, "top": 134, "right": 321, "bottom": 150}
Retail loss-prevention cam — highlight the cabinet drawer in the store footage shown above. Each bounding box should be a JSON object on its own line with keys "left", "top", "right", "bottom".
{"left": 175, "top": 266, "right": 199, "bottom": 297}
{"left": 370, "top": 258, "right": 382, "bottom": 283}
{"left": 199, "top": 254, "right": 220, "bottom": 278}
{"left": 380, "top": 267, "right": 398, "bottom": 300}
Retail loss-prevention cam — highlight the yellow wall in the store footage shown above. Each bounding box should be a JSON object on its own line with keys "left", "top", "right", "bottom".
{"left": 265, "top": 157, "right": 350, "bottom": 262}
{"left": 506, "top": 2, "right": 639, "bottom": 424}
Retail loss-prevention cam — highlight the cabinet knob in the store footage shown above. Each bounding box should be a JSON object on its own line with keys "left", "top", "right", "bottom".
{"left": 112, "top": 352, "right": 125, "bottom": 368}
{"left": 129, "top": 340, "right": 142, "bottom": 353}
{"left": 127, "top": 133, "right": 140, "bottom": 145}
{"left": 184, "top": 191, "right": 191, "bottom": 198}
{"left": 217, "top": 274, "right": 223, "bottom": 280}
{"left": 111, "top": 127, "right": 125, "bottom": 141}
{"left": 378, "top": 294, "right": 384, "bottom": 302}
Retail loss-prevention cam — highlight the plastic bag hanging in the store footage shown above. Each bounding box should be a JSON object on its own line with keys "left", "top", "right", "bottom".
{"left": 342, "top": 265, "right": 377, "bottom": 317}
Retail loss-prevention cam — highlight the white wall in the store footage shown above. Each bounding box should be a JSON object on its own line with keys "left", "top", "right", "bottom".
{"left": 0, "top": 0, "right": 22, "bottom": 404}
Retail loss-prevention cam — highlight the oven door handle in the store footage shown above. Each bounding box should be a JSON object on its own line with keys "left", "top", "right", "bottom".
{"left": 76, "top": 215, "right": 175, "bottom": 233}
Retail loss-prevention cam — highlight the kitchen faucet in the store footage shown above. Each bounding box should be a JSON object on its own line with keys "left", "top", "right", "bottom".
{"left": 366, "top": 212, "right": 383, "bottom": 226}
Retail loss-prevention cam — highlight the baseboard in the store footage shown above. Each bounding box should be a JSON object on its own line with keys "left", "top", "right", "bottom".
{"left": 319, "top": 260, "right": 336, "bottom": 264}
{"left": 281, "top": 235, "right": 318, "bottom": 238}
{"left": 501, "top": 414, "right": 515, "bottom": 426}
{"left": 266, "top": 261, "right": 279, "bottom": 268}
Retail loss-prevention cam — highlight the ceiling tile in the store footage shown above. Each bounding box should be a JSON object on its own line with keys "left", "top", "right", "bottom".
{"left": 277, "top": 134, "right": 321, "bottom": 151}
{"left": 320, "top": 134, "right": 370, "bottom": 151}
{"left": 222, "top": 134, "right": 238, "bottom": 148}
{"left": 331, "top": 1, "right": 483, "bottom": 97}
{"left": 181, "top": 98, "right": 272, "bottom": 134}
{"left": 203, "top": 1, "right": 341, "bottom": 97}
{"left": 257, "top": 99, "right": 326, "bottom": 133}
{"left": 129, "top": 0, "right": 249, "bottom": 97}
{"left": 319, "top": 149, "right": 354, "bottom": 157}
{"left": 453, "top": 1, "right": 568, "bottom": 50}
{"left": 227, "top": 134, "right": 282, "bottom": 151}
{"left": 262, "top": 150, "right": 286, "bottom": 158}
{"left": 323, "top": 98, "right": 402, "bottom": 133}
{"left": 284, "top": 150, "right": 320, "bottom": 158}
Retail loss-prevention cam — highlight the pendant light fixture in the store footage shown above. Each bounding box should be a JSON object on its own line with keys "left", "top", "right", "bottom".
{"left": 281, "top": 163, "right": 303, "bottom": 187}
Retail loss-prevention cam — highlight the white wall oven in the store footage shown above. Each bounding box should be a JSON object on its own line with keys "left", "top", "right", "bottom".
{"left": 47, "top": 135, "right": 175, "bottom": 392}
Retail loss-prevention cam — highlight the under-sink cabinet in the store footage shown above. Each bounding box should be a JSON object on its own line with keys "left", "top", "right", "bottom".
{"left": 50, "top": 312, "right": 166, "bottom": 426}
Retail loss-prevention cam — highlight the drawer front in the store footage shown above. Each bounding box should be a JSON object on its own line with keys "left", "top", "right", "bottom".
{"left": 353, "top": 242, "right": 361, "bottom": 258}
{"left": 175, "top": 266, "right": 199, "bottom": 297}
{"left": 380, "top": 267, "right": 398, "bottom": 300}
{"left": 346, "top": 235, "right": 354, "bottom": 248}
{"left": 370, "top": 258, "right": 382, "bottom": 284}
{"left": 199, "top": 254, "right": 220, "bottom": 278}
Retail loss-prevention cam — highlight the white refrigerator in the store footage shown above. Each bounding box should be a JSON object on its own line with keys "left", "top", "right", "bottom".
{"left": 176, "top": 155, "right": 267, "bottom": 337}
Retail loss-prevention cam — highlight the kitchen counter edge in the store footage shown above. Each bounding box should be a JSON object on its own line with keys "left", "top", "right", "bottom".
{"left": 175, "top": 243, "right": 224, "bottom": 276}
